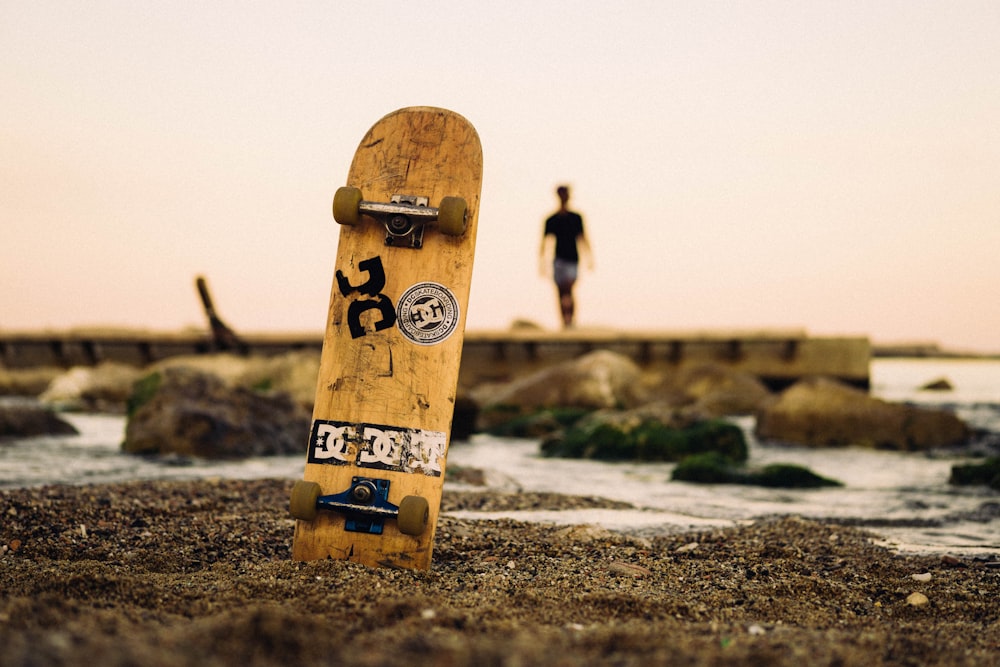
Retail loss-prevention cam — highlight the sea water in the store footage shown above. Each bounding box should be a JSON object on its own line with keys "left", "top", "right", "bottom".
{"left": 2, "top": 359, "right": 998, "bottom": 555}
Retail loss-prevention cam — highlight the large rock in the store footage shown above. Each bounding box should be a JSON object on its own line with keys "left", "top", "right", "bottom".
{"left": 0, "top": 399, "right": 78, "bottom": 438}
{"left": 755, "top": 376, "right": 970, "bottom": 450}
{"left": 39, "top": 362, "right": 143, "bottom": 412}
{"left": 122, "top": 367, "right": 310, "bottom": 459}
{"left": 475, "top": 350, "right": 648, "bottom": 431}
{"left": 540, "top": 402, "right": 748, "bottom": 462}
{"left": 649, "top": 363, "right": 772, "bottom": 417}
{"left": 154, "top": 351, "right": 320, "bottom": 411}
{"left": 151, "top": 353, "right": 254, "bottom": 384}
{"left": 22, "top": 352, "right": 318, "bottom": 415}
{"left": 233, "top": 350, "right": 320, "bottom": 411}
{"left": 0, "top": 365, "right": 63, "bottom": 397}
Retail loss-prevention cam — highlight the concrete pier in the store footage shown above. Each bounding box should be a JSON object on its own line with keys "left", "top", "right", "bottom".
{"left": 460, "top": 328, "right": 870, "bottom": 390}
{"left": 0, "top": 328, "right": 871, "bottom": 390}
{"left": 0, "top": 331, "right": 309, "bottom": 368}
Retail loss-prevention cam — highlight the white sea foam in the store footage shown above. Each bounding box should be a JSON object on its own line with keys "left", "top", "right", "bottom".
{"left": 2, "top": 359, "right": 998, "bottom": 555}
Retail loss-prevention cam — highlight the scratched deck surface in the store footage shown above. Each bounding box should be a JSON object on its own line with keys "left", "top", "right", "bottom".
{"left": 291, "top": 107, "right": 482, "bottom": 569}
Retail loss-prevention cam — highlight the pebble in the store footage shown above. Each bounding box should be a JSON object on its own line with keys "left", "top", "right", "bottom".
{"left": 906, "top": 592, "right": 929, "bottom": 607}
{"left": 940, "top": 554, "right": 967, "bottom": 567}
{"left": 553, "top": 524, "right": 615, "bottom": 543}
{"left": 607, "top": 562, "right": 651, "bottom": 577}
{"left": 911, "top": 572, "right": 932, "bottom": 583}
{"left": 2, "top": 479, "right": 997, "bottom": 667}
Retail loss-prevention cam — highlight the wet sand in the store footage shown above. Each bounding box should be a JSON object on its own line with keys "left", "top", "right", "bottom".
{"left": 2, "top": 478, "right": 998, "bottom": 666}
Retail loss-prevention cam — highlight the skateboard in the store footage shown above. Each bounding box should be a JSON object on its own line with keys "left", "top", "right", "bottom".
{"left": 290, "top": 107, "right": 482, "bottom": 570}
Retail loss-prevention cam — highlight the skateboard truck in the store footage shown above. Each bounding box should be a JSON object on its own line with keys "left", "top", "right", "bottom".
{"left": 290, "top": 477, "right": 430, "bottom": 536}
{"left": 332, "top": 186, "right": 468, "bottom": 249}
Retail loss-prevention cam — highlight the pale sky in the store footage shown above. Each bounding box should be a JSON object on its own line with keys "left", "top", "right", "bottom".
{"left": 3, "top": 1, "right": 999, "bottom": 352}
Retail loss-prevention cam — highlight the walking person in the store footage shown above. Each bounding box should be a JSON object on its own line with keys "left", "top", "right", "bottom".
{"left": 539, "top": 185, "right": 593, "bottom": 327}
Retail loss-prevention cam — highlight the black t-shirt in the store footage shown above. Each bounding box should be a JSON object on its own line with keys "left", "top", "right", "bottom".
{"left": 544, "top": 211, "right": 584, "bottom": 263}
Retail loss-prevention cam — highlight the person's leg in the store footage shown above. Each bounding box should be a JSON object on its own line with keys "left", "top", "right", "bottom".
{"left": 552, "top": 259, "right": 578, "bottom": 327}
{"left": 559, "top": 287, "right": 575, "bottom": 326}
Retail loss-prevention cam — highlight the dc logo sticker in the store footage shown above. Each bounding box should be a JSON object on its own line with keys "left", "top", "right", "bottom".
{"left": 396, "top": 282, "right": 460, "bottom": 345}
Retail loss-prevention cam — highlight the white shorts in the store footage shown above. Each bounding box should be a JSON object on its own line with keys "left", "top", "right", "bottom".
{"left": 553, "top": 259, "right": 578, "bottom": 290}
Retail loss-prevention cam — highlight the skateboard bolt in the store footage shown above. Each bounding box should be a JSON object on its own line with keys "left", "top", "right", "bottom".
{"left": 387, "top": 214, "right": 411, "bottom": 234}
{"left": 351, "top": 483, "right": 375, "bottom": 504}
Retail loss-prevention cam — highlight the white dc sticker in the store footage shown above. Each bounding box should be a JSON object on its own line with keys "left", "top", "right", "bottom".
{"left": 396, "top": 282, "right": 460, "bottom": 345}
{"left": 308, "top": 419, "right": 446, "bottom": 476}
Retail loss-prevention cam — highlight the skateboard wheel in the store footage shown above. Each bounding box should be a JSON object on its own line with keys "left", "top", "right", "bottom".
{"left": 290, "top": 480, "right": 322, "bottom": 521}
{"left": 437, "top": 196, "right": 467, "bottom": 236}
{"left": 397, "top": 495, "right": 430, "bottom": 536}
{"left": 332, "top": 187, "right": 363, "bottom": 225}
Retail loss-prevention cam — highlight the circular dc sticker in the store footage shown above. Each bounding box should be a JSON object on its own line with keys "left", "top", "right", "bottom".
{"left": 396, "top": 282, "right": 460, "bottom": 345}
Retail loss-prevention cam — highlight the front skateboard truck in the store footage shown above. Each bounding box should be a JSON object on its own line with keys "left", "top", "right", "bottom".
{"left": 332, "top": 186, "right": 468, "bottom": 248}
{"left": 290, "top": 478, "right": 430, "bottom": 536}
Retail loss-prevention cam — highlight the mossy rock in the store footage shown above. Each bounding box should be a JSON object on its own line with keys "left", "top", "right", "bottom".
{"left": 669, "top": 452, "right": 743, "bottom": 483}
{"left": 672, "top": 452, "right": 842, "bottom": 488}
{"left": 541, "top": 418, "right": 747, "bottom": 463}
{"left": 126, "top": 372, "right": 163, "bottom": 418}
{"left": 250, "top": 377, "right": 273, "bottom": 393}
{"left": 485, "top": 407, "right": 591, "bottom": 438}
{"left": 753, "top": 463, "right": 843, "bottom": 488}
{"left": 949, "top": 457, "right": 1000, "bottom": 491}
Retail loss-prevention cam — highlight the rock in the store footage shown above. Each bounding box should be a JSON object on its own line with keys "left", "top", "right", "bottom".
{"left": 949, "top": 457, "right": 1000, "bottom": 491}
{"left": 754, "top": 376, "right": 969, "bottom": 450}
{"left": 906, "top": 591, "right": 929, "bottom": 607}
{"left": 122, "top": 367, "right": 310, "bottom": 459}
{"left": 920, "top": 377, "right": 953, "bottom": 391}
{"left": 607, "top": 562, "right": 652, "bottom": 577}
{"left": 649, "top": 363, "right": 773, "bottom": 417}
{"left": 911, "top": 572, "right": 932, "bottom": 583}
{"left": 509, "top": 319, "right": 544, "bottom": 330}
{"left": 551, "top": 524, "right": 616, "bottom": 543}
{"left": 751, "top": 463, "right": 842, "bottom": 488}
{"left": 446, "top": 465, "right": 488, "bottom": 486}
{"left": 482, "top": 407, "right": 591, "bottom": 438}
{"left": 0, "top": 365, "right": 63, "bottom": 397}
{"left": 232, "top": 350, "right": 320, "bottom": 411}
{"left": 476, "top": 351, "right": 648, "bottom": 432}
{"left": 671, "top": 452, "right": 842, "bottom": 488}
{"left": 39, "top": 362, "right": 143, "bottom": 412}
{"left": 150, "top": 353, "right": 254, "bottom": 385}
{"left": 151, "top": 351, "right": 485, "bottom": 440}
{"left": 940, "top": 554, "right": 966, "bottom": 567}
{"left": 451, "top": 389, "right": 479, "bottom": 441}
{"left": 0, "top": 399, "right": 78, "bottom": 438}
{"left": 541, "top": 406, "right": 747, "bottom": 462}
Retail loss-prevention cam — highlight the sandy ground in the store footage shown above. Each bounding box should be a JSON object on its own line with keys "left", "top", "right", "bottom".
{"left": 1, "top": 478, "right": 998, "bottom": 666}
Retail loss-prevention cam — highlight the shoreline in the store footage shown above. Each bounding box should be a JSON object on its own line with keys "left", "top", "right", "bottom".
{"left": 2, "top": 478, "right": 998, "bottom": 666}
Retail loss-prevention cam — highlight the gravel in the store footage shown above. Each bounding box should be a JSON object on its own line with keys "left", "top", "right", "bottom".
{"left": 2, "top": 478, "right": 998, "bottom": 666}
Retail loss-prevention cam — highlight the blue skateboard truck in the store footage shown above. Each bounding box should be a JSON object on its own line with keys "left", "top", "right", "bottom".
{"left": 290, "top": 477, "right": 429, "bottom": 536}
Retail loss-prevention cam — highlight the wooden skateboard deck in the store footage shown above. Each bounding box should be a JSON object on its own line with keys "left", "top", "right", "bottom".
{"left": 290, "top": 107, "right": 482, "bottom": 569}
